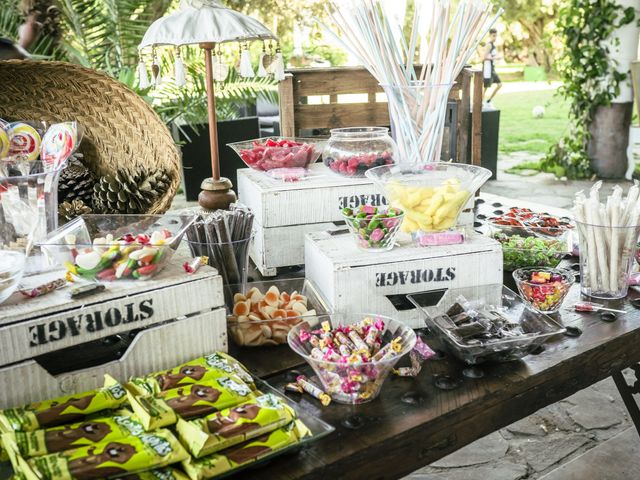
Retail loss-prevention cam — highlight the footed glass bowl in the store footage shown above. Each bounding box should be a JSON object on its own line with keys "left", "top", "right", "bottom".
{"left": 228, "top": 137, "right": 325, "bottom": 177}
{"left": 513, "top": 267, "right": 574, "bottom": 314}
{"left": 288, "top": 313, "right": 415, "bottom": 404}
{"left": 365, "top": 162, "right": 491, "bottom": 238}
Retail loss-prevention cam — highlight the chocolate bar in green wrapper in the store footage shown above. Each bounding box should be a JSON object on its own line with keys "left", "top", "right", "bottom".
{"left": 176, "top": 393, "right": 296, "bottom": 458}
{"left": 182, "top": 419, "right": 311, "bottom": 480}
{"left": 11, "top": 428, "right": 188, "bottom": 480}
{"left": 2, "top": 410, "right": 145, "bottom": 459}
{"left": 128, "top": 353, "right": 255, "bottom": 396}
{"left": 0, "top": 376, "right": 127, "bottom": 433}
{"left": 127, "top": 376, "right": 255, "bottom": 431}
{"left": 114, "top": 467, "right": 190, "bottom": 480}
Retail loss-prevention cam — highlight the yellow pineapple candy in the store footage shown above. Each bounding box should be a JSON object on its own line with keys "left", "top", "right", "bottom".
{"left": 406, "top": 191, "right": 423, "bottom": 208}
{"left": 401, "top": 217, "right": 419, "bottom": 233}
{"left": 417, "top": 186, "right": 435, "bottom": 199}
{"left": 425, "top": 192, "right": 444, "bottom": 216}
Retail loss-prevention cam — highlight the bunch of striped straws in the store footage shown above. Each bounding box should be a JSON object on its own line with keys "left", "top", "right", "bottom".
{"left": 324, "top": 0, "right": 502, "bottom": 163}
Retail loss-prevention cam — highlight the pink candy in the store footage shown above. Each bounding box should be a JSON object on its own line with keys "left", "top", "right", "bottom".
{"left": 416, "top": 231, "right": 464, "bottom": 246}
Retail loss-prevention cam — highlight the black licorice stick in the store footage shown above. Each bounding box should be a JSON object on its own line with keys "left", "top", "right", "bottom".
{"left": 214, "top": 212, "right": 241, "bottom": 284}
{"left": 185, "top": 215, "right": 202, "bottom": 257}
{"left": 203, "top": 215, "right": 220, "bottom": 271}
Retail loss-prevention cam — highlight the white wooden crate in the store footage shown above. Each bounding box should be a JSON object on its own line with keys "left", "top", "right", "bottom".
{"left": 239, "top": 163, "right": 475, "bottom": 276}
{"left": 0, "top": 309, "right": 226, "bottom": 408}
{"left": 0, "top": 259, "right": 227, "bottom": 407}
{"left": 305, "top": 232, "right": 503, "bottom": 328}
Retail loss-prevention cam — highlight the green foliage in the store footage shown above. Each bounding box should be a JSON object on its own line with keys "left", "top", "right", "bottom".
{"left": 153, "top": 67, "right": 278, "bottom": 127}
{"left": 56, "top": 0, "right": 169, "bottom": 73}
{"left": 542, "top": 0, "right": 636, "bottom": 179}
{"left": 494, "top": 0, "right": 559, "bottom": 69}
{"left": 1, "top": 0, "right": 279, "bottom": 128}
{"left": 492, "top": 86, "right": 570, "bottom": 156}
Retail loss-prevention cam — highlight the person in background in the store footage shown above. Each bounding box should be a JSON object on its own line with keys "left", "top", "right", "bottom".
{"left": 483, "top": 28, "right": 502, "bottom": 110}
{"left": 0, "top": 6, "right": 41, "bottom": 60}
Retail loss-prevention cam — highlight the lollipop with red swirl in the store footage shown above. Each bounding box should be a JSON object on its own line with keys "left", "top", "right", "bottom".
{"left": 41, "top": 122, "right": 78, "bottom": 171}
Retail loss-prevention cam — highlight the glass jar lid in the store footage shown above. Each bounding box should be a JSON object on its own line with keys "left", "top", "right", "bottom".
{"left": 329, "top": 127, "right": 389, "bottom": 139}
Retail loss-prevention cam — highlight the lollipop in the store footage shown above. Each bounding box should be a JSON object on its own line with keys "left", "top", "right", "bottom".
{"left": 41, "top": 122, "right": 78, "bottom": 170}
{"left": 7, "top": 122, "right": 41, "bottom": 161}
{"left": 0, "top": 126, "right": 9, "bottom": 159}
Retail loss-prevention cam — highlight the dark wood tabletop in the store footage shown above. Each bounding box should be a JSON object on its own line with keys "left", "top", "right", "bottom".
{"left": 231, "top": 283, "right": 640, "bottom": 480}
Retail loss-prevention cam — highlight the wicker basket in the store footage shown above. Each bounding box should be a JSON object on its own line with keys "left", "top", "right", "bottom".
{"left": 0, "top": 60, "right": 180, "bottom": 214}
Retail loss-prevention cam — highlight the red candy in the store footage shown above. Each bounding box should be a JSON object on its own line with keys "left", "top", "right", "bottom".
{"left": 137, "top": 264, "right": 158, "bottom": 276}
{"left": 239, "top": 139, "right": 318, "bottom": 171}
{"left": 325, "top": 151, "right": 393, "bottom": 177}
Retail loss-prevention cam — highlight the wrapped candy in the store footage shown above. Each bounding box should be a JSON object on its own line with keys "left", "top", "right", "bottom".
{"left": 393, "top": 337, "right": 436, "bottom": 377}
{"left": 294, "top": 317, "right": 414, "bottom": 403}
{"left": 0, "top": 376, "right": 126, "bottom": 433}
{"left": 295, "top": 376, "right": 331, "bottom": 406}
{"left": 183, "top": 256, "right": 208, "bottom": 274}
{"left": 175, "top": 394, "right": 296, "bottom": 458}
{"left": 19, "top": 278, "right": 66, "bottom": 298}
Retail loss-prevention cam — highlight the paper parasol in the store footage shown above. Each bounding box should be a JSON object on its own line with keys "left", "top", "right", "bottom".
{"left": 138, "top": 0, "right": 283, "bottom": 209}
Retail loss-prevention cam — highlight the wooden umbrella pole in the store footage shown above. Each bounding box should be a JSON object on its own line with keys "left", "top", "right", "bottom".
{"left": 202, "top": 43, "right": 220, "bottom": 181}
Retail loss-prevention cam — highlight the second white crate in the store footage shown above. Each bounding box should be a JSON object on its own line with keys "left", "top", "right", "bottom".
{"left": 305, "top": 232, "right": 503, "bottom": 328}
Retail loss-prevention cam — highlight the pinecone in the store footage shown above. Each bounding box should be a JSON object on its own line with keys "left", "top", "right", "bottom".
{"left": 58, "top": 199, "right": 93, "bottom": 224}
{"left": 59, "top": 155, "right": 95, "bottom": 205}
{"left": 92, "top": 169, "right": 171, "bottom": 214}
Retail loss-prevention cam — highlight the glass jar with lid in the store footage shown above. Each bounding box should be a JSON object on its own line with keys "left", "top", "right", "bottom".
{"left": 323, "top": 127, "right": 396, "bottom": 177}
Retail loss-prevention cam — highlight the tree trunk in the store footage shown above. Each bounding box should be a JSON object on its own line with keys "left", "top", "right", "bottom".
{"left": 588, "top": 103, "right": 633, "bottom": 179}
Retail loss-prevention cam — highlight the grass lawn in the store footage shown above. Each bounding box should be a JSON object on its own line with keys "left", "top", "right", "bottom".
{"left": 491, "top": 85, "right": 570, "bottom": 156}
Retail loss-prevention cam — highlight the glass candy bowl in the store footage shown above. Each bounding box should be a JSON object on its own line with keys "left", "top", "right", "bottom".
{"left": 39, "top": 214, "right": 195, "bottom": 281}
{"left": 341, "top": 205, "right": 404, "bottom": 251}
{"left": 513, "top": 267, "right": 575, "bottom": 314}
{"left": 365, "top": 162, "right": 491, "bottom": 241}
{"left": 228, "top": 137, "right": 325, "bottom": 180}
{"left": 288, "top": 313, "right": 416, "bottom": 404}
{"left": 226, "top": 278, "right": 331, "bottom": 347}
{"left": 323, "top": 127, "right": 396, "bottom": 178}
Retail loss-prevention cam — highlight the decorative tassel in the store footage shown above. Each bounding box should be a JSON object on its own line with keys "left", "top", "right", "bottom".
{"left": 174, "top": 47, "right": 186, "bottom": 87}
{"left": 137, "top": 55, "right": 149, "bottom": 89}
{"left": 257, "top": 53, "right": 268, "bottom": 77}
{"left": 212, "top": 51, "right": 229, "bottom": 82}
{"left": 272, "top": 45, "right": 285, "bottom": 82}
{"left": 257, "top": 43, "right": 268, "bottom": 77}
{"left": 239, "top": 44, "right": 254, "bottom": 78}
{"left": 151, "top": 48, "right": 161, "bottom": 87}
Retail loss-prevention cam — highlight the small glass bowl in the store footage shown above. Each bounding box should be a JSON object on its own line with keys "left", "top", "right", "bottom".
{"left": 288, "top": 313, "right": 416, "bottom": 404}
{"left": 513, "top": 267, "right": 575, "bottom": 314}
{"left": 0, "top": 250, "right": 26, "bottom": 304}
{"left": 341, "top": 206, "right": 404, "bottom": 252}
{"left": 39, "top": 214, "right": 195, "bottom": 282}
{"left": 228, "top": 137, "right": 325, "bottom": 174}
{"left": 493, "top": 233, "right": 568, "bottom": 271}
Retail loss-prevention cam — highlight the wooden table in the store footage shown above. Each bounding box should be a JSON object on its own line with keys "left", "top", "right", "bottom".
{"left": 230, "top": 282, "right": 640, "bottom": 480}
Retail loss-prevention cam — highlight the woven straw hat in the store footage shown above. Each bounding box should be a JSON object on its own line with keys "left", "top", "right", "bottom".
{"left": 0, "top": 60, "right": 180, "bottom": 214}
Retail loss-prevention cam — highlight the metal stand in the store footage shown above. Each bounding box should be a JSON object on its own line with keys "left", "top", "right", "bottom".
{"left": 613, "top": 364, "right": 640, "bottom": 436}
